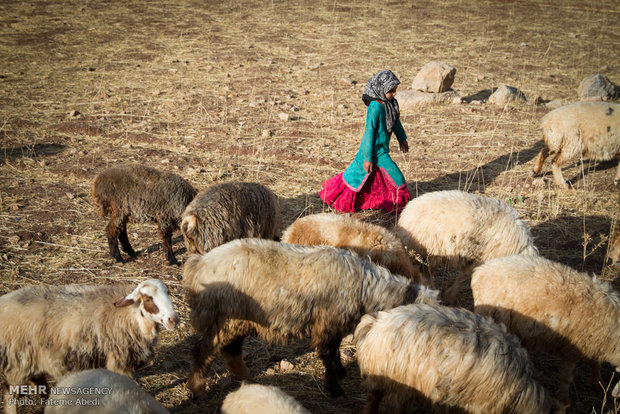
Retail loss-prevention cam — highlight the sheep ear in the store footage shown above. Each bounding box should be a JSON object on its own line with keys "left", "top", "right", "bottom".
{"left": 114, "top": 297, "right": 135, "bottom": 307}
{"left": 182, "top": 215, "right": 197, "bottom": 234}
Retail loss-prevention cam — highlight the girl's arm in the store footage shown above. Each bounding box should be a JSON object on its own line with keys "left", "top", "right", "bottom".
{"left": 393, "top": 118, "right": 409, "bottom": 153}
{"left": 360, "top": 103, "right": 380, "bottom": 170}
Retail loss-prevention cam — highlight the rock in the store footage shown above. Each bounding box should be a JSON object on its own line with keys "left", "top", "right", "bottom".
{"left": 280, "top": 359, "right": 294, "bottom": 371}
{"left": 65, "top": 192, "right": 76, "bottom": 200}
{"left": 340, "top": 77, "right": 355, "bottom": 86}
{"left": 487, "top": 84, "right": 527, "bottom": 105}
{"left": 398, "top": 89, "right": 461, "bottom": 111}
{"left": 278, "top": 112, "right": 289, "bottom": 121}
{"left": 545, "top": 99, "right": 564, "bottom": 110}
{"left": 411, "top": 61, "right": 457, "bottom": 93}
{"left": 577, "top": 74, "right": 619, "bottom": 101}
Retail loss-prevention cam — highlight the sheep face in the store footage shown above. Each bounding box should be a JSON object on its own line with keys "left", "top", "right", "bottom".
{"left": 115, "top": 279, "right": 179, "bottom": 330}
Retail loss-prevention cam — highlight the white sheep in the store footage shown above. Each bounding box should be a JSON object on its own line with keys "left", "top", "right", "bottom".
{"left": 394, "top": 190, "right": 538, "bottom": 303}
{"left": 92, "top": 164, "right": 197, "bottom": 265}
{"left": 44, "top": 369, "right": 169, "bottom": 414}
{"left": 531, "top": 101, "right": 620, "bottom": 188}
{"left": 182, "top": 238, "right": 438, "bottom": 399}
{"left": 221, "top": 383, "right": 311, "bottom": 414}
{"left": 0, "top": 279, "right": 178, "bottom": 414}
{"left": 354, "top": 304, "right": 554, "bottom": 414}
{"left": 281, "top": 213, "right": 424, "bottom": 284}
{"left": 181, "top": 181, "right": 280, "bottom": 255}
{"left": 471, "top": 254, "right": 620, "bottom": 409}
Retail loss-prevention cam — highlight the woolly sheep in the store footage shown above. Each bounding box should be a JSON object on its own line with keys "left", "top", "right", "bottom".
{"left": 44, "top": 369, "right": 169, "bottom": 414}
{"left": 471, "top": 254, "right": 620, "bottom": 408}
{"left": 182, "top": 238, "right": 438, "bottom": 399}
{"left": 92, "top": 164, "right": 197, "bottom": 265}
{"left": 354, "top": 304, "right": 554, "bottom": 414}
{"left": 221, "top": 383, "right": 311, "bottom": 414}
{"left": 281, "top": 213, "right": 424, "bottom": 283}
{"left": 394, "top": 190, "right": 538, "bottom": 304}
{"left": 181, "top": 181, "right": 280, "bottom": 255}
{"left": 531, "top": 101, "right": 620, "bottom": 188}
{"left": 0, "top": 279, "right": 178, "bottom": 414}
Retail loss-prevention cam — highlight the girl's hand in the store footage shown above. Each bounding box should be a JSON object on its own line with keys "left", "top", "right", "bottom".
{"left": 363, "top": 161, "right": 373, "bottom": 173}
{"left": 399, "top": 140, "right": 409, "bottom": 154}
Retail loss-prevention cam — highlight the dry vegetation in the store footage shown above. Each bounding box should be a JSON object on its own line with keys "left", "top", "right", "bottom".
{"left": 1, "top": 0, "right": 619, "bottom": 413}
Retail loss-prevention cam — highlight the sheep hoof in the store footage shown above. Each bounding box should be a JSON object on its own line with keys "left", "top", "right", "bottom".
{"left": 327, "top": 382, "right": 344, "bottom": 398}
{"left": 188, "top": 373, "right": 208, "bottom": 400}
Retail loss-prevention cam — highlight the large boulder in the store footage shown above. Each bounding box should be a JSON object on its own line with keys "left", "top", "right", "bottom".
{"left": 577, "top": 74, "right": 619, "bottom": 101}
{"left": 398, "top": 89, "right": 461, "bottom": 111}
{"left": 411, "top": 61, "right": 457, "bottom": 93}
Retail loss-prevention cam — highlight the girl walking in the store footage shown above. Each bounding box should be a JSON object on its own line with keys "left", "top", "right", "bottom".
{"left": 320, "top": 69, "right": 411, "bottom": 214}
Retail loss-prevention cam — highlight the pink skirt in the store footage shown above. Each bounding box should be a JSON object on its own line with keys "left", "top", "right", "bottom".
{"left": 319, "top": 168, "right": 411, "bottom": 214}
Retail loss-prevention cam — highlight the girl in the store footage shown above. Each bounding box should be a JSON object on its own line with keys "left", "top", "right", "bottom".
{"left": 320, "top": 69, "right": 411, "bottom": 214}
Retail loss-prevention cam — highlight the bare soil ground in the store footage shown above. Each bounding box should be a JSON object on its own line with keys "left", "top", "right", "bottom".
{"left": 1, "top": 0, "right": 619, "bottom": 413}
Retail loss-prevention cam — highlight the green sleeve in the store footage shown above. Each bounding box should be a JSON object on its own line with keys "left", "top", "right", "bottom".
{"left": 361, "top": 103, "right": 380, "bottom": 162}
{"left": 393, "top": 118, "right": 407, "bottom": 143}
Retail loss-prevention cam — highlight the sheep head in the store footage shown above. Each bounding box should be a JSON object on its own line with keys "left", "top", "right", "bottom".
{"left": 114, "top": 279, "right": 179, "bottom": 330}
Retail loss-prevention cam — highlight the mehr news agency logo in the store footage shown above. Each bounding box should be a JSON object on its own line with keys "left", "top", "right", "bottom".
{"left": 8, "top": 384, "right": 112, "bottom": 408}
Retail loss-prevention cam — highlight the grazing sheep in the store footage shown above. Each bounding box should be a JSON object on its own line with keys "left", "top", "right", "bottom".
{"left": 0, "top": 279, "right": 178, "bottom": 414}
{"left": 92, "top": 164, "right": 197, "bottom": 265}
{"left": 44, "top": 369, "right": 169, "bottom": 414}
{"left": 181, "top": 181, "right": 280, "bottom": 255}
{"left": 531, "top": 101, "right": 620, "bottom": 188}
{"left": 221, "top": 383, "right": 311, "bottom": 414}
{"left": 354, "top": 304, "right": 554, "bottom": 414}
{"left": 183, "top": 238, "right": 438, "bottom": 399}
{"left": 281, "top": 213, "right": 424, "bottom": 284}
{"left": 471, "top": 254, "right": 620, "bottom": 408}
{"left": 394, "top": 190, "right": 538, "bottom": 304}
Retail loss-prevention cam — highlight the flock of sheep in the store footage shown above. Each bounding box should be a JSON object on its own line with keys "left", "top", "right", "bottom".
{"left": 0, "top": 101, "right": 619, "bottom": 414}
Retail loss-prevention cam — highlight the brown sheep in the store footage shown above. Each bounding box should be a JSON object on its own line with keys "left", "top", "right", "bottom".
{"left": 91, "top": 164, "right": 196, "bottom": 265}
{"left": 181, "top": 181, "right": 280, "bottom": 255}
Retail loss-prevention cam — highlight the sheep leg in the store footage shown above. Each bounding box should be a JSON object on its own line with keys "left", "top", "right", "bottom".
{"left": 363, "top": 389, "right": 384, "bottom": 414}
{"left": 615, "top": 154, "right": 620, "bottom": 186}
{"left": 589, "top": 360, "right": 602, "bottom": 389}
{"left": 550, "top": 152, "right": 569, "bottom": 189}
{"left": 3, "top": 385, "right": 17, "bottom": 414}
{"left": 444, "top": 268, "right": 471, "bottom": 305}
{"left": 158, "top": 224, "right": 178, "bottom": 266}
{"left": 316, "top": 335, "right": 345, "bottom": 398}
{"left": 118, "top": 222, "right": 136, "bottom": 256}
{"left": 532, "top": 146, "right": 550, "bottom": 175}
{"left": 105, "top": 216, "right": 125, "bottom": 262}
{"left": 188, "top": 338, "right": 216, "bottom": 399}
{"left": 221, "top": 336, "right": 250, "bottom": 379}
{"left": 556, "top": 359, "right": 576, "bottom": 409}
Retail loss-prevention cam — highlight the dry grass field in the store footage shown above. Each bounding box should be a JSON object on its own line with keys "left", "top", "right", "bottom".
{"left": 1, "top": 0, "right": 619, "bottom": 413}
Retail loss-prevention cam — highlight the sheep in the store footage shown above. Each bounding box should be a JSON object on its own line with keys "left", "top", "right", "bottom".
{"left": 92, "top": 164, "right": 197, "bottom": 265}
{"left": 44, "top": 369, "right": 169, "bottom": 414}
{"left": 0, "top": 279, "right": 178, "bottom": 414}
{"left": 181, "top": 181, "right": 280, "bottom": 255}
{"left": 471, "top": 254, "right": 620, "bottom": 409}
{"left": 531, "top": 101, "right": 620, "bottom": 188}
{"left": 281, "top": 213, "right": 424, "bottom": 284}
{"left": 182, "top": 238, "right": 438, "bottom": 399}
{"left": 221, "top": 383, "right": 311, "bottom": 414}
{"left": 394, "top": 190, "right": 538, "bottom": 304}
{"left": 354, "top": 303, "right": 554, "bottom": 414}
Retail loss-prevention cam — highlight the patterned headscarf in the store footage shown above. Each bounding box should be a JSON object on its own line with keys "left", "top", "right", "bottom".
{"left": 362, "top": 70, "right": 401, "bottom": 134}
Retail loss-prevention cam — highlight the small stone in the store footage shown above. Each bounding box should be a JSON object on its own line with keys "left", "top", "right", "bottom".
{"left": 278, "top": 112, "right": 289, "bottom": 121}
{"left": 39, "top": 160, "right": 48, "bottom": 167}
{"left": 340, "top": 77, "right": 354, "bottom": 86}
{"left": 66, "top": 192, "right": 76, "bottom": 199}
{"left": 8, "top": 235, "right": 20, "bottom": 244}
{"left": 265, "top": 368, "right": 276, "bottom": 376}
{"left": 69, "top": 110, "right": 80, "bottom": 117}
{"left": 261, "top": 129, "right": 272, "bottom": 138}
{"left": 11, "top": 205, "right": 20, "bottom": 211}
{"left": 160, "top": 159, "right": 171, "bottom": 164}
{"left": 280, "top": 359, "right": 294, "bottom": 371}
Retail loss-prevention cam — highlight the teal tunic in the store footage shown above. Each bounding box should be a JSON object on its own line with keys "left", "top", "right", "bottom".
{"left": 343, "top": 100, "right": 408, "bottom": 190}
